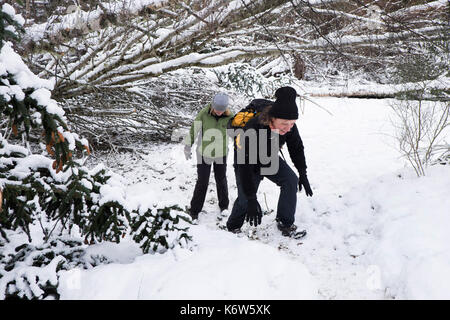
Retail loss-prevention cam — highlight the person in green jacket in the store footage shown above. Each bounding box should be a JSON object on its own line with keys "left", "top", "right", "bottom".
{"left": 184, "top": 92, "right": 234, "bottom": 220}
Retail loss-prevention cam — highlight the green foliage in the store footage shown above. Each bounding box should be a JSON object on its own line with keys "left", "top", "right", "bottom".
{"left": 0, "top": 141, "right": 34, "bottom": 241}
{"left": 130, "top": 205, "right": 192, "bottom": 254}
{"left": 1, "top": 7, "right": 192, "bottom": 300}
{"left": 0, "top": 5, "right": 192, "bottom": 259}
{"left": 394, "top": 53, "right": 445, "bottom": 84}
{"left": 391, "top": 30, "right": 449, "bottom": 101}
{"left": 0, "top": 66, "right": 88, "bottom": 170}
{"left": 213, "top": 63, "right": 293, "bottom": 98}
{"left": 39, "top": 165, "right": 129, "bottom": 244}
{"left": 0, "top": 237, "right": 109, "bottom": 300}
{"left": 1, "top": 134, "right": 192, "bottom": 253}
{"left": 0, "top": 4, "right": 24, "bottom": 46}
{"left": 0, "top": 145, "right": 129, "bottom": 246}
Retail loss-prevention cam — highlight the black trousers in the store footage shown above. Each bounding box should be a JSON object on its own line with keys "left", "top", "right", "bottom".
{"left": 190, "top": 155, "right": 229, "bottom": 215}
{"left": 226, "top": 157, "right": 298, "bottom": 231}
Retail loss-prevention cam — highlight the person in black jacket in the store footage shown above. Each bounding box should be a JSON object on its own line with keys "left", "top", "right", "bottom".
{"left": 226, "top": 86, "right": 313, "bottom": 237}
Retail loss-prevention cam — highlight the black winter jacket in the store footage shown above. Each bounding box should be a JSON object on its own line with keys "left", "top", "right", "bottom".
{"left": 234, "top": 116, "right": 307, "bottom": 200}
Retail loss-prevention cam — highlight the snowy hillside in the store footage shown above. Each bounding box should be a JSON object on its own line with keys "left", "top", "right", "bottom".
{"left": 46, "top": 97, "right": 450, "bottom": 300}
{"left": 2, "top": 1, "right": 449, "bottom": 303}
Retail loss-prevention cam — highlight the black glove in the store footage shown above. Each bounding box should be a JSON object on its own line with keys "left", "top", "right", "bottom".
{"left": 298, "top": 172, "right": 313, "bottom": 197}
{"left": 184, "top": 145, "right": 192, "bottom": 160}
{"left": 245, "top": 198, "right": 262, "bottom": 226}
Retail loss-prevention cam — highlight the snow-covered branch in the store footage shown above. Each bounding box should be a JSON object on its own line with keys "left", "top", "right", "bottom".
{"left": 18, "top": 0, "right": 448, "bottom": 99}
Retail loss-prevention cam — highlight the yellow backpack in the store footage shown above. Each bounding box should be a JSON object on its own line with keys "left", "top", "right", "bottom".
{"left": 229, "top": 99, "right": 273, "bottom": 150}
{"left": 229, "top": 99, "right": 273, "bottom": 128}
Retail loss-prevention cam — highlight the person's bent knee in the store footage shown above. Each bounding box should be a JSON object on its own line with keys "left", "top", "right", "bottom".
{"left": 282, "top": 173, "right": 298, "bottom": 191}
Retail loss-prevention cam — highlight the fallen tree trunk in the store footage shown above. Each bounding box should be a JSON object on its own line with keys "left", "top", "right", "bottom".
{"left": 309, "top": 91, "right": 396, "bottom": 99}
{"left": 307, "top": 77, "right": 450, "bottom": 100}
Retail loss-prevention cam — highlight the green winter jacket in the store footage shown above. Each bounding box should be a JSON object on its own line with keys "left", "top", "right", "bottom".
{"left": 185, "top": 105, "right": 234, "bottom": 159}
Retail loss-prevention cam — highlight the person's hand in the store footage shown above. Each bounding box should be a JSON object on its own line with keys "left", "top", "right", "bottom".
{"left": 245, "top": 198, "right": 262, "bottom": 226}
{"left": 184, "top": 145, "right": 192, "bottom": 160}
{"left": 298, "top": 172, "right": 313, "bottom": 197}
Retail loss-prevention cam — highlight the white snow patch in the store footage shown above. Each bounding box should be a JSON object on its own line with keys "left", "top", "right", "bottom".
{"left": 59, "top": 225, "right": 318, "bottom": 299}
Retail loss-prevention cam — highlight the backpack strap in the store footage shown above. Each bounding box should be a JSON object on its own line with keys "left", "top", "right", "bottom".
{"left": 280, "top": 148, "right": 287, "bottom": 162}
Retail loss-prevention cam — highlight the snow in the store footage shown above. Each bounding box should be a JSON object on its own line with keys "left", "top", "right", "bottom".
{"left": 98, "top": 184, "right": 127, "bottom": 207}
{"left": 304, "top": 76, "right": 450, "bottom": 98}
{"left": 2, "top": 25, "right": 449, "bottom": 297}
{"left": 31, "top": 89, "right": 65, "bottom": 118}
{"left": 366, "top": 166, "right": 450, "bottom": 299}
{"left": 0, "top": 43, "right": 54, "bottom": 90}
{"left": 2, "top": 4, "right": 16, "bottom": 17}
{"left": 62, "top": 131, "right": 76, "bottom": 150}
{"left": 116, "top": 46, "right": 280, "bottom": 82}
{"left": 139, "top": 52, "right": 203, "bottom": 75}
{"left": 1, "top": 87, "right": 449, "bottom": 299}
{"left": 391, "top": 0, "right": 448, "bottom": 17}
{"left": 54, "top": 97, "right": 450, "bottom": 299}
{"left": 104, "top": 0, "right": 167, "bottom": 14}
{"left": 80, "top": 178, "right": 93, "bottom": 190}
{"left": 2, "top": 0, "right": 448, "bottom": 301}
{"left": 2, "top": 3, "right": 25, "bottom": 26}
{"left": 1, "top": 33, "right": 89, "bottom": 159}
{"left": 200, "top": 50, "right": 245, "bottom": 65}
{"left": 8, "top": 155, "right": 53, "bottom": 180}
{"left": 25, "top": 0, "right": 167, "bottom": 42}
{"left": 59, "top": 225, "right": 318, "bottom": 299}
{"left": 0, "top": 137, "right": 28, "bottom": 156}
{"left": 0, "top": 254, "right": 66, "bottom": 300}
{"left": 306, "top": 25, "right": 442, "bottom": 51}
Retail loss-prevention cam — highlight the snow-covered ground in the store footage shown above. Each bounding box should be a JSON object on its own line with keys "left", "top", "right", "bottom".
{"left": 57, "top": 97, "right": 450, "bottom": 300}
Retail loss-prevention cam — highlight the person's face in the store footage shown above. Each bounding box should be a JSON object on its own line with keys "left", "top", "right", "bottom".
{"left": 213, "top": 109, "right": 224, "bottom": 116}
{"left": 270, "top": 118, "right": 296, "bottom": 135}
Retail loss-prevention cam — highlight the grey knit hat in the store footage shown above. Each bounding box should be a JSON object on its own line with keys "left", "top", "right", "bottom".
{"left": 212, "top": 92, "right": 229, "bottom": 112}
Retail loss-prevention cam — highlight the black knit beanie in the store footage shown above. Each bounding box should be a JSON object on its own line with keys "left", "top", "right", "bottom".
{"left": 268, "top": 86, "right": 298, "bottom": 120}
